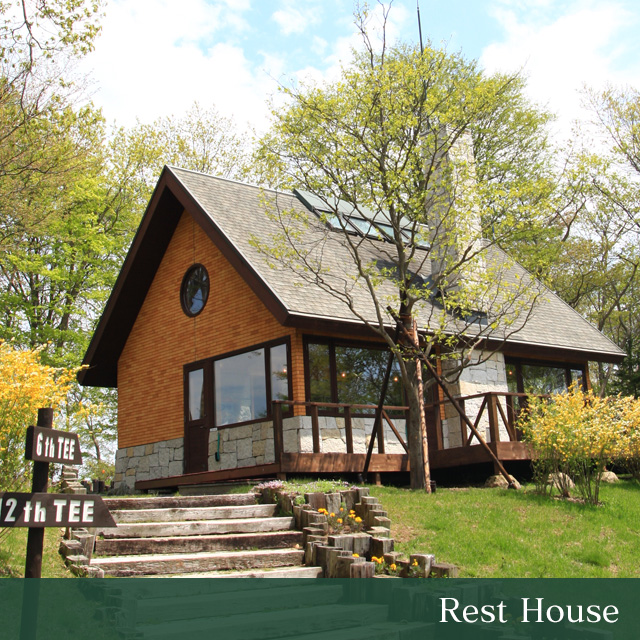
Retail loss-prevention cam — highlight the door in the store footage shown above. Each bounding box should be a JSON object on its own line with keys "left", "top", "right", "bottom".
{"left": 184, "top": 363, "right": 211, "bottom": 474}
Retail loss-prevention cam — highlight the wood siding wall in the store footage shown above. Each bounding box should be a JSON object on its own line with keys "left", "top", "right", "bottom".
{"left": 117, "top": 210, "right": 301, "bottom": 448}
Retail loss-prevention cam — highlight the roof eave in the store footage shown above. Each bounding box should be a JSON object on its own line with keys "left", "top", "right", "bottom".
{"left": 79, "top": 167, "right": 290, "bottom": 388}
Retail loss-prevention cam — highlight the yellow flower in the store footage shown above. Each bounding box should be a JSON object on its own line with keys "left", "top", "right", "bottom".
{"left": 352, "top": 553, "right": 359, "bottom": 558}
{"left": 355, "top": 517, "right": 362, "bottom": 523}
{"left": 330, "top": 513, "right": 335, "bottom": 518}
{"left": 337, "top": 518, "right": 343, "bottom": 524}
{"left": 390, "top": 563, "right": 397, "bottom": 571}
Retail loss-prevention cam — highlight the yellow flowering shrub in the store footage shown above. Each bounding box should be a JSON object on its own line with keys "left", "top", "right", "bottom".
{"left": 520, "top": 385, "right": 627, "bottom": 504}
{"left": 0, "top": 342, "right": 76, "bottom": 492}
{"left": 612, "top": 395, "right": 640, "bottom": 479}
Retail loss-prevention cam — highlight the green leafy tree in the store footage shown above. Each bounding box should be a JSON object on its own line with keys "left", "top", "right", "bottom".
{"left": 254, "top": 7, "right": 555, "bottom": 489}
{"left": 547, "top": 86, "right": 640, "bottom": 394}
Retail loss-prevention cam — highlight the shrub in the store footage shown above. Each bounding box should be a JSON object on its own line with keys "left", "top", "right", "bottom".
{"left": 612, "top": 395, "right": 640, "bottom": 479}
{"left": 520, "top": 385, "right": 626, "bottom": 504}
{"left": 0, "top": 342, "right": 76, "bottom": 492}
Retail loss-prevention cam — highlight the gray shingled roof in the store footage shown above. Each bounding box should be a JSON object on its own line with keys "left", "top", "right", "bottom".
{"left": 170, "top": 166, "right": 624, "bottom": 361}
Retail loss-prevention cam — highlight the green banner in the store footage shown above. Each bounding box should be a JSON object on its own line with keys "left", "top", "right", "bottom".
{"left": 1, "top": 578, "right": 637, "bottom": 639}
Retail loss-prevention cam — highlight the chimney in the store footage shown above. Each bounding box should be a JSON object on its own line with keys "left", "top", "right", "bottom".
{"left": 425, "top": 127, "right": 484, "bottom": 299}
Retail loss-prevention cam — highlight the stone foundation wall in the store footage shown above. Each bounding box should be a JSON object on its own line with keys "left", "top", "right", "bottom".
{"left": 114, "top": 414, "right": 408, "bottom": 489}
{"left": 114, "top": 438, "right": 183, "bottom": 491}
{"left": 440, "top": 351, "right": 510, "bottom": 449}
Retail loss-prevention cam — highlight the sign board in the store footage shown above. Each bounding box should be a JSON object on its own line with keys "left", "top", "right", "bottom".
{"left": 25, "top": 425, "right": 82, "bottom": 465}
{"left": 0, "top": 493, "right": 116, "bottom": 528}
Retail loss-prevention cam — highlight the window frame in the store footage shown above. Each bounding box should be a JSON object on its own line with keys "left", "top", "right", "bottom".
{"left": 504, "top": 357, "right": 587, "bottom": 395}
{"left": 303, "top": 336, "right": 406, "bottom": 416}
{"left": 180, "top": 263, "right": 210, "bottom": 317}
{"left": 183, "top": 337, "right": 293, "bottom": 430}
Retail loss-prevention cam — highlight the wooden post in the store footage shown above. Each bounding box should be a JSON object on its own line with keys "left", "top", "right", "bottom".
{"left": 459, "top": 397, "right": 467, "bottom": 446}
{"left": 344, "top": 406, "right": 353, "bottom": 454}
{"left": 376, "top": 412, "right": 385, "bottom": 454}
{"left": 20, "top": 408, "right": 53, "bottom": 640}
{"left": 363, "top": 326, "right": 399, "bottom": 477}
{"left": 413, "top": 320, "right": 432, "bottom": 494}
{"left": 434, "top": 404, "right": 443, "bottom": 450}
{"left": 388, "top": 307, "right": 516, "bottom": 488}
{"left": 24, "top": 408, "right": 53, "bottom": 578}
{"left": 310, "top": 404, "right": 320, "bottom": 453}
{"left": 273, "top": 402, "right": 283, "bottom": 465}
{"left": 487, "top": 394, "right": 500, "bottom": 444}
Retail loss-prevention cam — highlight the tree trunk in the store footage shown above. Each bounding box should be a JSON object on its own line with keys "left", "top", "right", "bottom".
{"left": 405, "top": 359, "right": 427, "bottom": 489}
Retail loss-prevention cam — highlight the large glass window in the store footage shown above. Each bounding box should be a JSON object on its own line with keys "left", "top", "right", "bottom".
{"left": 506, "top": 358, "right": 586, "bottom": 395}
{"left": 306, "top": 339, "right": 404, "bottom": 411}
{"left": 185, "top": 339, "right": 291, "bottom": 429}
{"left": 335, "top": 345, "right": 403, "bottom": 407}
{"left": 308, "top": 343, "right": 332, "bottom": 403}
{"left": 521, "top": 364, "right": 567, "bottom": 395}
{"left": 215, "top": 349, "right": 267, "bottom": 426}
{"left": 270, "top": 344, "right": 289, "bottom": 402}
{"left": 188, "top": 368, "right": 204, "bottom": 421}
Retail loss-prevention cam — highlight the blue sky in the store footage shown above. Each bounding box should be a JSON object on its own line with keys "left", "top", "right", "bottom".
{"left": 82, "top": 0, "right": 640, "bottom": 138}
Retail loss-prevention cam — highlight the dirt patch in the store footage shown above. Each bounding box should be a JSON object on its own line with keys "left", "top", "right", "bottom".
{"left": 392, "top": 522, "right": 417, "bottom": 544}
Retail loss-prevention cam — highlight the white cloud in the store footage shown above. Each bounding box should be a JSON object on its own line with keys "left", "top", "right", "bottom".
{"left": 271, "top": 1, "right": 320, "bottom": 36}
{"left": 480, "top": 2, "right": 640, "bottom": 138}
{"left": 80, "top": 0, "right": 264, "bottom": 130}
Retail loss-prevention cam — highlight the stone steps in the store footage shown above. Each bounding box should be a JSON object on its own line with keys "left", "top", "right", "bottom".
{"left": 102, "top": 493, "right": 258, "bottom": 510}
{"left": 91, "top": 547, "right": 305, "bottom": 577}
{"left": 124, "top": 603, "right": 383, "bottom": 640}
{"left": 108, "top": 503, "right": 278, "bottom": 523}
{"left": 163, "top": 566, "right": 324, "bottom": 578}
{"left": 118, "top": 584, "right": 341, "bottom": 622}
{"left": 89, "top": 491, "right": 311, "bottom": 578}
{"left": 99, "top": 579, "right": 433, "bottom": 639}
{"left": 95, "top": 530, "right": 303, "bottom": 556}
{"left": 97, "top": 516, "right": 295, "bottom": 539}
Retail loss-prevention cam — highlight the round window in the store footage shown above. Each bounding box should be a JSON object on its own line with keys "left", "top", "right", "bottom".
{"left": 181, "top": 264, "right": 209, "bottom": 317}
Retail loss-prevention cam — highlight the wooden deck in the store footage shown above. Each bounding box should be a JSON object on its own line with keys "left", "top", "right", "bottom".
{"left": 135, "top": 393, "right": 534, "bottom": 491}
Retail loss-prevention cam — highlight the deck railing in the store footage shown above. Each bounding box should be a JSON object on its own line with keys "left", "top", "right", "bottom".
{"left": 271, "top": 400, "right": 409, "bottom": 463}
{"left": 273, "top": 391, "right": 546, "bottom": 463}
{"left": 425, "top": 391, "right": 548, "bottom": 448}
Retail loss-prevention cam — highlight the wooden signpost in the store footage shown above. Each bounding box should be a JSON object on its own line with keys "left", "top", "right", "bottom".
{"left": 12, "top": 409, "right": 116, "bottom": 640}
{"left": 1, "top": 408, "right": 117, "bottom": 577}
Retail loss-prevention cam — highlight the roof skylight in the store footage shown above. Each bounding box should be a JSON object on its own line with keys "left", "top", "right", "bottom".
{"left": 294, "top": 189, "right": 430, "bottom": 250}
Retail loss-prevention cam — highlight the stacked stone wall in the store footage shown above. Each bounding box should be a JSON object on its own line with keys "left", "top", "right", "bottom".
{"left": 114, "top": 414, "right": 408, "bottom": 489}
{"left": 440, "top": 351, "right": 510, "bottom": 448}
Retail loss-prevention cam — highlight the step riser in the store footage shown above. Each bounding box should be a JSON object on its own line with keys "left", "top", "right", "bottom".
{"left": 183, "top": 567, "right": 324, "bottom": 579}
{"left": 95, "top": 531, "right": 303, "bottom": 556}
{"left": 111, "top": 504, "right": 277, "bottom": 523}
{"left": 126, "top": 584, "right": 340, "bottom": 623}
{"left": 98, "top": 516, "right": 294, "bottom": 539}
{"left": 95, "top": 550, "right": 305, "bottom": 577}
{"left": 102, "top": 494, "right": 258, "bottom": 511}
{"left": 128, "top": 604, "right": 381, "bottom": 640}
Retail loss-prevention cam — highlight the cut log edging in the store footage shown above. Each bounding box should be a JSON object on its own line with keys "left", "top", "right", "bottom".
{"left": 255, "top": 485, "right": 459, "bottom": 579}
{"left": 59, "top": 526, "right": 104, "bottom": 577}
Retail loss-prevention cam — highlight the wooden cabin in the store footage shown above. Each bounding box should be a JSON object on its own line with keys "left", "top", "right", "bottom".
{"left": 79, "top": 167, "right": 625, "bottom": 491}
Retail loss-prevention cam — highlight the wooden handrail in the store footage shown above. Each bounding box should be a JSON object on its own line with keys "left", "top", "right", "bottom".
{"left": 272, "top": 391, "right": 545, "bottom": 458}
{"left": 271, "top": 399, "right": 408, "bottom": 454}
{"left": 272, "top": 399, "right": 409, "bottom": 412}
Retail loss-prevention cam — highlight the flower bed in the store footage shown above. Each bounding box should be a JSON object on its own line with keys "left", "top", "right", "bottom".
{"left": 253, "top": 480, "right": 458, "bottom": 579}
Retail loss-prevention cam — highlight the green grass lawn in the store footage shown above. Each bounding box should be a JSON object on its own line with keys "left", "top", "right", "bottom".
{"left": 2, "top": 478, "right": 639, "bottom": 578}
{"left": 371, "top": 478, "right": 640, "bottom": 578}
{"left": 0, "top": 527, "right": 72, "bottom": 578}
